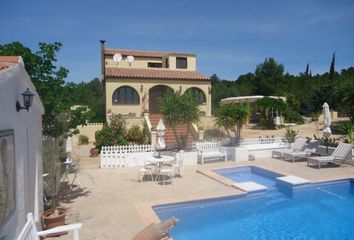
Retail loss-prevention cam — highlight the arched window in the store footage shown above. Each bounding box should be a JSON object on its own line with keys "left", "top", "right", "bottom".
{"left": 187, "top": 87, "right": 206, "bottom": 105}
{"left": 112, "top": 86, "right": 139, "bottom": 104}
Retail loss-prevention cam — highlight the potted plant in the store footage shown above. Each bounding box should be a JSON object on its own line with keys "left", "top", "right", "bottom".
{"left": 42, "top": 138, "right": 67, "bottom": 231}
{"left": 90, "top": 147, "right": 100, "bottom": 157}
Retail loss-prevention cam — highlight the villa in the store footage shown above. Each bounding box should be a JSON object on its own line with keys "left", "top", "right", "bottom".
{"left": 99, "top": 41, "right": 213, "bottom": 146}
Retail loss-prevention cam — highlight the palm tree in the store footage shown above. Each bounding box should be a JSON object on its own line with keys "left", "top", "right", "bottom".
{"left": 179, "top": 93, "right": 200, "bottom": 148}
{"left": 215, "top": 103, "right": 251, "bottom": 146}
{"left": 160, "top": 91, "right": 181, "bottom": 148}
{"left": 160, "top": 91, "right": 199, "bottom": 150}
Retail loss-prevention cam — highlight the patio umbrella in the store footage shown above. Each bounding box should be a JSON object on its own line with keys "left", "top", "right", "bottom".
{"left": 156, "top": 119, "right": 166, "bottom": 156}
{"left": 322, "top": 102, "right": 331, "bottom": 154}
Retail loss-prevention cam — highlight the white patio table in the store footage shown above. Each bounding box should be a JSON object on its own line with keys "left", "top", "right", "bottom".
{"left": 147, "top": 154, "right": 175, "bottom": 166}
{"left": 147, "top": 154, "right": 175, "bottom": 184}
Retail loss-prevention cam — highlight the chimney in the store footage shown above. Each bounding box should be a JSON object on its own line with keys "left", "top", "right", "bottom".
{"left": 100, "top": 40, "right": 106, "bottom": 83}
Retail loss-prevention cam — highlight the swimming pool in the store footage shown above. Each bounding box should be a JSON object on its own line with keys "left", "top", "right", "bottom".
{"left": 154, "top": 168, "right": 354, "bottom": 240}
{"left": 214, "top": 166, "right": 283, "bottom": 190}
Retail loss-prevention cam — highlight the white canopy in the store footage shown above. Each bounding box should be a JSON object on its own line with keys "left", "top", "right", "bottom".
{"left": 156, "top": 119, "right": 166, "bottom": 150}
{"left": 221, "top": 95, "right": 286, "bottom": 104}
{"left": 322, "top": 102, "right": 331, "bottom": 137}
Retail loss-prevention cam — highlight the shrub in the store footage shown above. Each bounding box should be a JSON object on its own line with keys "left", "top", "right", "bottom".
{"left": 126, "top": 125, "right": 146, "bottom": 144}
{"left": 95, "top": 124, "right": 129, "bottom": 151}
{"left": 95, "top": 125, "right": 116, "bottom": 150}
{"left": 313, "top": 135, "right": 339, "bottom": 147}
{"left": 94, "top": 116, "right": 151, "bottom": 150}
{"left": 116, "top": 135, "right": 128, "bottom": 146}
{"left": 142, "top": 121, "right": 149, "bottom": 143}
{"left": 284, "top": 128, "right": 298, "bottom": 143}
{"left": 282, "top": 110, "right": 304, "bottom": 124}
{"left": 337, "top": 121, "right": 354, "bottom": 143}
{"left": 79, "top": 135, "right": 89, "bottom": 145}
{"left": 110, "top": 114, "right": 126, "bottom": 136}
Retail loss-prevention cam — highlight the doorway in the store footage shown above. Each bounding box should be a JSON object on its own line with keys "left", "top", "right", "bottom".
{"left": 149, "top": 85, "right": 173, "bottom": 113}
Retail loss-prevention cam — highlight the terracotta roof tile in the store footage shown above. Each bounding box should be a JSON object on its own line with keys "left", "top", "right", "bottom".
{"left": 105, "top": 67, "right": 209, "bottom": 81}
{"left": 105, "top": 49, "right": 168, "bottom": 58}
{"left": 0, "top": 56, "right": 20, "bottom": 71}
{"left": 104, "top": 49, "right": 195, "bottom": 58}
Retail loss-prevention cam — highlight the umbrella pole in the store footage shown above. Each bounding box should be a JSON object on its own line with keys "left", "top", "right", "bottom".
{"left": 326, "top": 137, "right": 328, "bottom": 155}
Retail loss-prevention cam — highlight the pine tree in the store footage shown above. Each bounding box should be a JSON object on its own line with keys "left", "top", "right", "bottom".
{"left": 329, "top": 52, "right": 335, "bottom": 81}
{"left": 305, "top": 63, "right": 310, "bottom": 76}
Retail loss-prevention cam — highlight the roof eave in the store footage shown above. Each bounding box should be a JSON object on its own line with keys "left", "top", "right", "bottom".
{"left": 105, "top": 75, "right": 209, "bottom": 81}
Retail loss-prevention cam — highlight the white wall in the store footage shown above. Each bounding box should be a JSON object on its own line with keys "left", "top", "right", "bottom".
{"left": 0, "top": 59, "right": 44, "bottom": 239}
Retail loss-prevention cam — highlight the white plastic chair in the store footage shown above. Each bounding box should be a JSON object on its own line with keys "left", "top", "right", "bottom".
{"left": 16, "top": 213, "right": 82, "bottom": 240}
{"left": 138, "top": 161, "right": 156, "bottom": 183}
{"left": 159, "top": 166, "right": 175, "bottom": 185}
{"left": 172, "top": 150, "right": 184, "bottom": 177}
{"left": 63, "top": 158, "right": 81, "bottom": 189}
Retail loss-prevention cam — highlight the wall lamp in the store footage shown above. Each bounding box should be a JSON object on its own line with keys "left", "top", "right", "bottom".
{"left": 140, "top": 84, "right": 144, "bottom": 93}
{"left": 16, "top": 88, "right": 34, "bottom": 112}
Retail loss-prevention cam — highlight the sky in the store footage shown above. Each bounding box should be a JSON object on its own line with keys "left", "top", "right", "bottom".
{"left": 1, "top": 0, "right": 354, "bottom": 83}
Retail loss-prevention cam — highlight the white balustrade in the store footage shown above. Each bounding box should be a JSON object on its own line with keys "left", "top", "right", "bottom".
{"left": 239, "top": 137, "right": 287, "bottom": 145}
{"left": 193, "top": 137, "right": 287, "bottom": 148}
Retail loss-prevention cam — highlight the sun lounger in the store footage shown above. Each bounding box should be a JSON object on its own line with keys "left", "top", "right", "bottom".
{"left": 307, "top": 143, "right": 353, "bottom": 169}
{"left": 282, "top": 140, "right": 320, "bottom": 163}
{"left": 272, "top": 138, "right": 307, "bottom": 159}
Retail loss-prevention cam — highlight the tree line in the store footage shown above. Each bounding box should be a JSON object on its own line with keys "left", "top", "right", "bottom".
{"left": 211, "top": 57, "right": 354, "bottom": 121}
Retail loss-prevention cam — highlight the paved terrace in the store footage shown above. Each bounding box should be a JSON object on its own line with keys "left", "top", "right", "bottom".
{"left": 58, "top": 157, "right": 354, "bottom": 240}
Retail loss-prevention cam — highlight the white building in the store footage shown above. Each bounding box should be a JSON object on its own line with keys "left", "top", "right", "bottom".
{"left": 0, "top": 56, "right": 44, "bottom": 239}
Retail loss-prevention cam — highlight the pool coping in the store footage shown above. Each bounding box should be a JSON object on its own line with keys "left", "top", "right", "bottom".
{"left": 197, "top": 163, "right": 288, "bottom": 188}
{"left": 135, "top": 189, "right": 246, "bottom": 226}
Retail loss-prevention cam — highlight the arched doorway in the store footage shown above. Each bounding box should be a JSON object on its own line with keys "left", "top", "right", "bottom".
{"left": 149, "top": 85, "right": 173, "bottom": 113}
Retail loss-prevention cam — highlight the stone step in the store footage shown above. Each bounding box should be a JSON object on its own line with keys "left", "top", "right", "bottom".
{"left": 149, "top": 114, "right": 197, "bottom": 147}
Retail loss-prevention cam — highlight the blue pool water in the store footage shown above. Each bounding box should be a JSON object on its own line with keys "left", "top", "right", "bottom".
{"left": 154, "top": 167, "right": 354, "bottom": 240}
{"left": 214, "top": 166, "right": 283, "bottom": 190}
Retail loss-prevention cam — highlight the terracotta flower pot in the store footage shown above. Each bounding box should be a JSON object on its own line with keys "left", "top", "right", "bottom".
{"left": 90, "top": 148, "right": 99, "bottom": 157}
{"left": 42, "top": 207, "right": 67, "bottom": 230}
